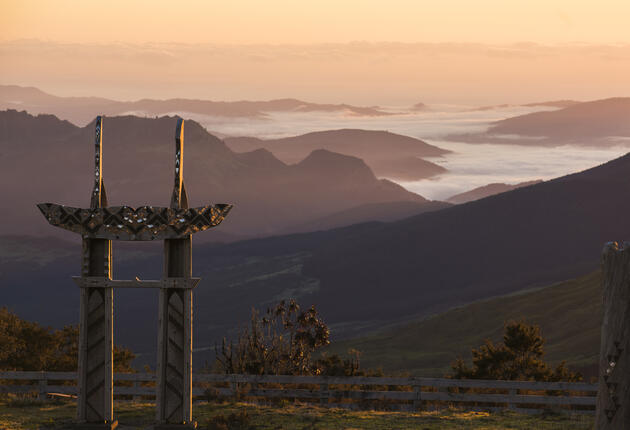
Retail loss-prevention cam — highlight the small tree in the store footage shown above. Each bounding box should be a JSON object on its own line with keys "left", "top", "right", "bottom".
{"left": 215, "top": 300, "right": 330, "bottom": 375}
{"left": 450, "top": 321, "right": 581, "bottom": 382}
{"left": 0, "top": 307, "right": 135, "bottom": 372}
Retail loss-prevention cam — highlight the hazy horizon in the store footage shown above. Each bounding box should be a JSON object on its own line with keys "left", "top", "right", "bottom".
{"left": 2, "top": 0, "right": 630, "bottom": 202}
{"left": 4, "top": 0, "right": 630, "bottom": 106}
{"left": 2, "top": 40, "right": 629, "bottom": 106}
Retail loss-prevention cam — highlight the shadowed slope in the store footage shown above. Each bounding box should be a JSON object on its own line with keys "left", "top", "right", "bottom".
{"left": 296, "top": 152, "right": 630, "bottom": 324}
{"left": 284, "top": 200, "right": 451, "bottom": 234}
{"left": 225, "top": 129, "right": 448, "bottom": 180}
{"left": 329, "top": 271, "right": 601, "bottom": 377}
{"left": 446, "top": 180, "right": 542, "bottom": 204}
{"left": 0, "top": 110, "right": 425, "bottom": 239}
{"left": 2, "top": 152, "right": 628, "bottom": 364}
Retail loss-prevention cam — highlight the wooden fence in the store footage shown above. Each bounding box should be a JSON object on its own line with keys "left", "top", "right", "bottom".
{"left": 0, "top": 371, "right": 598, "bottom": 415}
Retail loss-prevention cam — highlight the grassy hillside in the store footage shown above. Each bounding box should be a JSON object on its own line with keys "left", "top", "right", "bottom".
{"left": 9, "top": 148, "right": 630, "bottom": 368}
{"left": 329, "top": 271, "right": 602, "bottom": 379}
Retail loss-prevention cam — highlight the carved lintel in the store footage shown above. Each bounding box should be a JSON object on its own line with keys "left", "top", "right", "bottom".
{"left": 37, "top": 203, "right": 232, "bottom": 241}
{"left": 72, "top": 277, "right": 200, "bottom": 289}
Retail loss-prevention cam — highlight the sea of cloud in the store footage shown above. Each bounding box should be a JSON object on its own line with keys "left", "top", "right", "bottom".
{"left": 178, "top": 105, "right": 630, "bottom": 201}
{"left": 400, "top": 141, "right": 627, "bottom": 200}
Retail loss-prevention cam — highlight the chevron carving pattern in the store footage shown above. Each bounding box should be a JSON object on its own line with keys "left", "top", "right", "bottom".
{"left": 38, "top": 203, "right": 232, "bottom": 241}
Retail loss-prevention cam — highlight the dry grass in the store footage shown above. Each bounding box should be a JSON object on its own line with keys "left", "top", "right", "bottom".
{"left": 0, "top": 395, "right": 594, "bottom": 430}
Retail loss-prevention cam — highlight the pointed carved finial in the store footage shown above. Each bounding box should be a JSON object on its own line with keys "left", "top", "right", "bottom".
{"left": 171, "top": 118, "right": 188, "bottom": 209}
{"left": 91, "top": 116, "right": 104, "bottom": 209}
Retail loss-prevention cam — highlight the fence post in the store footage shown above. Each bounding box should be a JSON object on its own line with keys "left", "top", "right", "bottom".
{"left": 596, "top": 242, "right": 630, "bottom": 429}
{"left": 319, "top": 383, "right": 329, "bottom": 406}
{"left": 232, "top": 382, "right": 238, "bottom": 401}
{"left": 432, "top": 385, "right": 449, "bottom": 411}
{"left": 0, "top": 371, "right": 598, "bottom": 414}
{"left": 412, "top": 384, "right": 422, "bottom": 410}
{"left": 507, "top": 388, "right": 517, "bottom": 411}
{"left": 37, "top": 376, "right": 48, "bottom": 401}
{"left": 132, "top": 380, "right": 141, "bottom": 402}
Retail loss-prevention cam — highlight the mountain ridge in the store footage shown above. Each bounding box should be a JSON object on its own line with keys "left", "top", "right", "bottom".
{"left": 2, "top": 150, "right": 629, "bottom": 365}
{"left": 450, "top": 98, "right": 630, "bottom": 146}
{"left": 446, "top": 180, "right": 543, "bottom": 204}
{"left": 0, "top": 110, "right": 427, "bottom": 240}
{"left": 225, "top": 129, "right": 449, "bottom": 181}
{"left": 0, "top": 85, "right": 391, "bottom": 126}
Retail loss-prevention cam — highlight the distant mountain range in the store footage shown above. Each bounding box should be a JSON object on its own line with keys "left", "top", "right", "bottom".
{"left": 522, "top": 100, "right": 581, "bottom": 109}
{"left": 470, "top": 100, "right": 580, "bottom": 111}
{"left": 225, "top": 129, "right": 449, "bottom": 181}
{"left": 3, "top": 149, "right": 629, "bottom": 367}
{"left": 0, "top": 110, "right": 434, "bottom": 240}
{"left": 451, "top": 98, "right": 630, "bottom": 146}
{"left": 446, "top": 180, "right": 542, "bottom": 204}
{"left": 0, "top": 85, "right": 391, "bottom": 126}
{"left": 3, "top": 88, "right": 628, "bottom": 372}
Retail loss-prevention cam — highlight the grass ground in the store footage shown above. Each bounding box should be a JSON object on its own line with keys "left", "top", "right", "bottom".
{"left": 328, "top": 271, "right": 602, "bottom": 378}
{"left": 0, "top": 397, "right": 594, "bottom": 430}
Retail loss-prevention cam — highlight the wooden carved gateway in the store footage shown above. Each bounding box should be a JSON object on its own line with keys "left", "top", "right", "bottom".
{"left": 38, "top": 117, "right": 232, "bottom": 429}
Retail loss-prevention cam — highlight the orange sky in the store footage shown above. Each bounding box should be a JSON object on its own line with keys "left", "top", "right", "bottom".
{"left": 1, "top": 1, "right": 629, "bottom": 104}
{"left": 2, "top": 0, "right": 630, "bottom": 45}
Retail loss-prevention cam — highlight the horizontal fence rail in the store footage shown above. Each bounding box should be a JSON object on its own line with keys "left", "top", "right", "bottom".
{"left": 0, "top": 371, "right": 598, "bottom": 415}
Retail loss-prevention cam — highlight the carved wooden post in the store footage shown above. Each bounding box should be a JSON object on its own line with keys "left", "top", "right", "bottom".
{"left": 596, "top": 242, "right": 630, "bottom": 429}
{"left": 77, "top": 116, "right": 117, "bottom": 429}
{"left": 156, "top": 119, "right": 196, "bottom": 428}
{"left": 38, "top": 116, "right": 231, "bottom": 429}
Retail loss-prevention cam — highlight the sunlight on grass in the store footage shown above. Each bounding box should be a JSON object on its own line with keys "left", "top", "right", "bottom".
{"left": 0, "top": 396, "right": 594, "bottom": 430}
